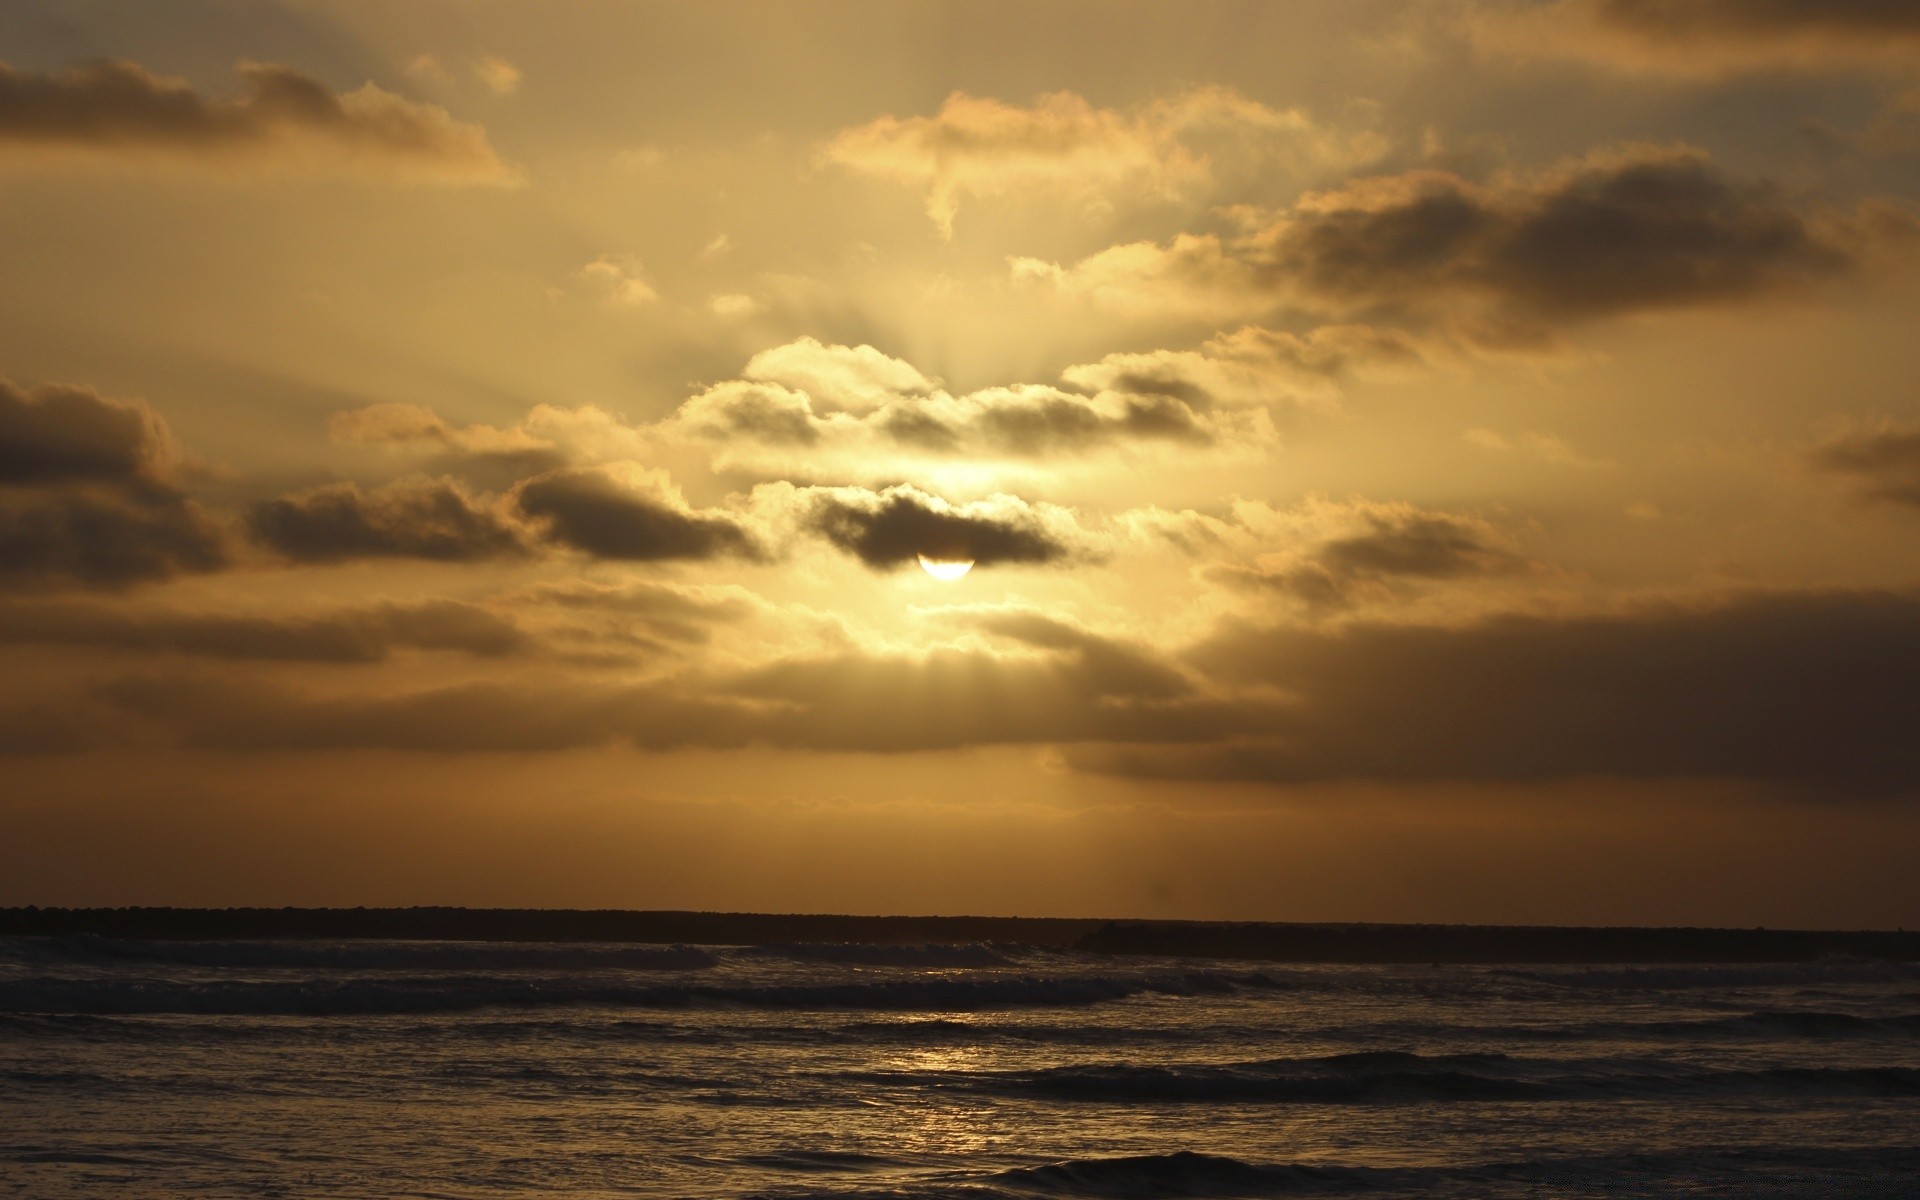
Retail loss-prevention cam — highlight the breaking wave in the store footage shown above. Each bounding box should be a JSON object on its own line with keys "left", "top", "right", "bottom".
{"left": 909, "top": 1050, "right": 1920, "bottom": 1105}
{"left": 0, "top": 968, "right": 1287, "bottom": 1017}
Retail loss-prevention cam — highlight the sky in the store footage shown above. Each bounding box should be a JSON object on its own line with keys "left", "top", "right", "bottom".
{"left": 3, "top": 0, "right": 1920, "bottom": 926}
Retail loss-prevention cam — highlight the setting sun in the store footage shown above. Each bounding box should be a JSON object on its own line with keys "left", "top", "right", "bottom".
{"left": 917, "top": 555, "right": 975, "bottom": 581}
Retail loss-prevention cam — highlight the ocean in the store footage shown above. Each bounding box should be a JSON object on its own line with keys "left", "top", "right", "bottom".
{"left": 3, "top": 936, "right": 1918, "bottom": 1198}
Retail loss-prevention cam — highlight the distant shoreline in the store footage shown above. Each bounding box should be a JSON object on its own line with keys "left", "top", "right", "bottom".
{"left": 3, "top": 907, "right": 1915, "bottom": 963}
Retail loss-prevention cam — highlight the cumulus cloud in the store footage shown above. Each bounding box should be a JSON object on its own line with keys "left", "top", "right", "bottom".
{"left": 0, "top": 597, "right": 528, "bottom": 662}
{"left": 0, "top": 379, "right": 181, "bottom": 487}
{"left": 1018, "top": 145, "right": 1909, "bottom": 343}
{"left": 743, "top": 336, "right": 938, "bottom": 411}
{"left": 248, "top": 478, "right": 527, "bottom": 563}
{"left": 1078, "top": 588, "right": 1920, "bottom": 796}
{"left": 0, "top": 59, "right": 513, "bottom": 180}
{"left": 823, "top": 86, "right": 1383, "bottom": 236}
{"left": 0, "top": 379, "right": 227, "bottom": 589}
{"left": 514, "top": 467, "right": 760, "bottom": 562}
{"left": 1808, "top": 420, "right": 1920, "bottom": 506}
{"left": 663, "top": 335, "right": 1346, "bottom": 469}
{"left": 801, "top": 484, "right": 1079, "bottom": 569}
{"left": 1473, "top": 0, "right": 1920, "bottom": 78}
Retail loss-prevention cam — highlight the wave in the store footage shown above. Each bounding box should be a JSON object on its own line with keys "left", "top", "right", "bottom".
{"left": 747, "top": 1146, "right": 1920, "bottom": 1200}
{"left": 1352, "top": 1007, "right": 1920, "bottom": 1046}
{"left": 988, "top": 1150, "right": 1398, "bottom": 1197}
{"left": 1493, "top": 960, "right": 1920, "bottom": 991}
{"left": 911, "top": 1050, "right": 1920, "bottom": 1105}
{"left": 1, "top": 936, "right": 720, "bottom": 973}
{"left": 1637, "top": 1008, "right": 1920, "bottom": 1040}
{"left": 737, "top": 943, "right": 1019, "bottom": 968}
{"left": 0, "top": 968, "right": 1285, "bottom": 1017}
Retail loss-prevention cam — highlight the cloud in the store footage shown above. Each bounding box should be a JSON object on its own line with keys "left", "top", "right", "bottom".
{"left": 0, "top": 59, "right": 512, "bottom": 180}
{"left": 823, "top": 86, "right": 1383, "bottom": 236}
{"left": 90, "top": 624, "right": 1275, "bottom": 756}
{"left": 0, "top": 379, "right": 227, "bottom": 589}
{"left": 576, "top": 256, "right": 659, "bottom": 307}
{"left": 1473, "top": 0, "right": 1920, "bottom": 78}
{"left": 742, "top": 336, "right": 937, "bottom": 412}
{"left": 248, "top": 478, "right": 527, "bottom": 563}
{"left": 1167, "top": 495, "right": 1532, "bottom": 612}
{"left": 472, "top": 56, "right": 522, "bottom": 96}
{"left": 0, "top": 490, "right": 229, "bottom": 589}
{"left": 663, "top": 336, "right": 1318, "bottom": 468}
{"left": 1011, "top": 233, "right": 1270, "bottom": 323}
{"left": 1075, "top": 588, "right": 1920, "bottom": 796}
{"left": 515, "top": 580, "right": 757, "bottom": 647}
{"left": 514, "top": 467, "right": 760, "bottom": 562}
{"left": 1018, "top": 145, "right": 1910, "bottom": 342}
{"left": 969, "top": 610, "right": 1195, "bottom": 700}
{"left": 0, "top": 598, "right": 527, "bottom": 662}
{"left": 801, "top": 484, "right": 1078, "bottom": 569}
{"left": 0, "top": 379, "right": 180, "bottom": 487}
{"left": 1060, "top": 324, "right": 1437, "bottom": 410}
{"left": 1808, "top": 420, "right": 1920, "bottom": 506}
{"left": 327, "top": 402, "right": 568, "bottom": 482}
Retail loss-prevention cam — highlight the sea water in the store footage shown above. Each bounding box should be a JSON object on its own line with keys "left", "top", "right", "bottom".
{"left": 3, "top": 937, "right": 1918, "bottom": 1197}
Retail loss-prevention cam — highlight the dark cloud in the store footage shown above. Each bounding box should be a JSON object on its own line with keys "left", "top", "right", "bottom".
{"left": 1316, "top": 510, "right": 1523, "bottom": 579}
{"left": 1594, "top": 0, "right": 1920, "bottom": 40}
{"left": 248, "top": 478, "right": 527, "bottom": 563}
{"left": 1262, "top": 149, "right": 1866, "bottom": 324}
{"left": 1038, "top": 148, "right": 1906, "bottom": 342}
{"left": 0, "top": 490, "right": 227, "bottom": 589}
{"left": 98, "top": 674, "right": 680, "bottom": 755}
{"left": 79, "top": 615, "right": 1269, "bottom": 756}
{"left": 522, "top": 581, "right": 754, "bottom": 645}
{"left": 0, "top": 378, "right": 228, "bottom": 589}
{"left": 0, "top": 59, "right": 510, "bottom": 179}
{"left": 722, "top": 646, "right": 1267, "bottom": 753}
{"left": 1207, "top": 501, "right": 1527, "bottom": 612}
{"left": 0, "top": 598, "right": 527, "bottom": 662}
{"left": 1078, "top": 589, "right": 1920, "bottom": 795}
{"left": 1809, "top": 421, "right": 1920, "bottom": 507}
{"left": 327, "top": 402, "right": 568, "bottom": 489}
{"left": 1474, "top": 0, "right": 1920, "bottom": 78}
{"left": 971, "top": 389, "right": 1213, "bottom": 454}
{"left": 971, "top": 611, "right": 1194, "bottom": 700}
{"left": 515, "top": 469, "right": 759, "bottom": 562}
{"left": 805, "top": 485, "right": 1073, "bottom": 569}
{"left": 0, "top": 379, "right": 174, "bottom": 488}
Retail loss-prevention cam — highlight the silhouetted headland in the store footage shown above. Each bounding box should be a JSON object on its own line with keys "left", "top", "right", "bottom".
{"left": 3, "top": 908, "right": 1916, "bottom": 963}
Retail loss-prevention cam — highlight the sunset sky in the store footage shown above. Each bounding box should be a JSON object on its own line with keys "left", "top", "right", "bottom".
{"left": 4, "top": 0, "right": 1920, "bottom": 926}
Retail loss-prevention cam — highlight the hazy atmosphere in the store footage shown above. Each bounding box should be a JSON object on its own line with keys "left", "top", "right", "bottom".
{"left": 5, "top": 0, "right": 1920, "bottom": 925}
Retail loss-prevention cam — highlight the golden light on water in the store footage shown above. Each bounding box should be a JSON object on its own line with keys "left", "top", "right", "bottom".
{"left": 917, "top": 555, "right": 975, "bottom": 581}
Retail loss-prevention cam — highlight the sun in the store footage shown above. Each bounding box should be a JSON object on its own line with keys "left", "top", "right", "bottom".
{"left": 917, "top": 554, "right": 974, "bottom": 581}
